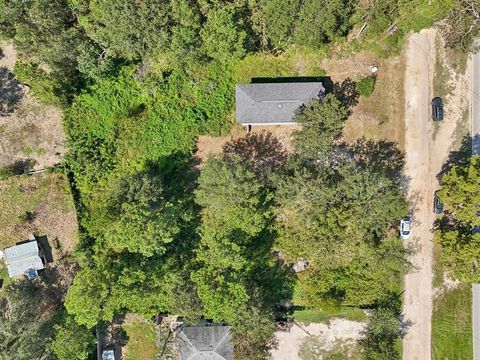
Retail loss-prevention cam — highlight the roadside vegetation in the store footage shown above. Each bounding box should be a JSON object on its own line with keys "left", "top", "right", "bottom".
{"left": 433, "top": 151, "right": 479, "bottom": 358}
{"left": 293, "top": 307, "right": 367, "bottom": 324}
{"left": 432, "top": 283, "right": 472, "bottom": 360}
{"left": 0, "top": 0, "right": 476, "bottom": 359}
{"left": 435, "top": 155, "right": 480, "bottom": 282}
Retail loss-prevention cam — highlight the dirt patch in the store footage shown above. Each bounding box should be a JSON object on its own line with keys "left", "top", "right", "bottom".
{"left": 195, "top": 125, "right": 299, "bottom": 164}
{"left": 195, "top": 125, "right": 246, "bottom": 161}
{"left": 0, "top": 173, "right": 78, "bottom": 259}
{"left": 271, "top": 319, "right": 365, "bottom": 360}
{"left": 0, "top": 41, "right": 65, "bottom": 169}
{"left": 319, "top": 51, "right": 377, "bottom": 83}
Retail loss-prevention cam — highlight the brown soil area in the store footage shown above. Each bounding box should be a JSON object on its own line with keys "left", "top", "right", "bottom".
{"left": 195, "top": 124, "right": 300, "bottom": 164}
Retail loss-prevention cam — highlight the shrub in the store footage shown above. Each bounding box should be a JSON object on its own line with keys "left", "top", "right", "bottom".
{"left": 0, "top": 159, "right": 37, "bottom": 179}
{"left": 356, "top": 75, "right": 376, "bottom": 97}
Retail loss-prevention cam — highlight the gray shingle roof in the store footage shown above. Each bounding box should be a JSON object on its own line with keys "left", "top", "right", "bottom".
{"left": 235, "top": 82, "right": 325, "bottom": 125}
{"left": 4, "top": 240, "right": 44, "bottom": 278}
{"left": 178, "top": 325, "right": 233, "bottom": 360}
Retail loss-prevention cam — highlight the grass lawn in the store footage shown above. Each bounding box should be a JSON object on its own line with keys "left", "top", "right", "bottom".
{"left": 293, "top": 307, "right": 367, "bottom": 324}
{"left": 0, "top": 172, "right": 78, "bottom": 258}
{"left": 432, "top": 283, "right": 472, "bottom": 360}
{"left": 123, "top": 320, "right": 158, "bottom": 360}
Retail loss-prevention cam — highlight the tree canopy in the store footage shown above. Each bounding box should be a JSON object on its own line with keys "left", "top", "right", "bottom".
{"left": 435, "top": 155, "right": 480, "bottom": 282}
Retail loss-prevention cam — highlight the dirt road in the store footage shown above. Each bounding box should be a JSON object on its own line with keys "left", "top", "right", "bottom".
{"left": 402, "top": 29, "right": 470, "bottom": 359}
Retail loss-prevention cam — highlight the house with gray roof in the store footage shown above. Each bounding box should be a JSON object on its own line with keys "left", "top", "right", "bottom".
{"left": 235, "top": 82, "right": 325, "bottom": 126}
{"left": 177, "top": 324, "right": 233, "bottom": 360}
{"left": 2, "top": 235, "right": 44, "bottom": 279}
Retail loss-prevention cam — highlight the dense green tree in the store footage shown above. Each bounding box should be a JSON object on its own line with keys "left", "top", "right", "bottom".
{"left": 361, "top": 308, "right": 402, "bottom": 359}
{"left": 82, "top": 0, "right": 171, "bottom": 61}
{"left": 64, "top": 265, "right": 117, "bottom": 328}
{"left": 193, "top": 156, "right": 268, "bottom": 321}
{"left": 292, "top": 94, "right": 349, "bottom": 160}
{"left": 195, "top": 155, "right": 272, "bottom": 236}
{"left": 231, "top": 303, "right": 276, "bottom": 360}
{"left": 257, "top": 0, "right": 301, "bottom": 49}
{"left": 169, "top": 0, "right": 203, "bottom": 64}
{"left": 435, "top": 156, "right": 480, "bottom": 281}
{"left": 200, "top": 6, "right": 247, "bottom": 62}
{"left": 51, "top": 316, "right": 95, "bottom": 360}
{"left": 0, "top": 0, "right": 86, "bottom": 103}
{"left": 75, "top": 40, "right": 120, "bottom": 82}
{"left": 438, "top": 155, "right": 480, "bottom": 226}
{"left": 0, "top": 0, "right": 82, "bottom": 73}
{"left": 193, "top": 154, "right": 291, "bottom": 354}
{"left": 294, "top": 0, "right": 354, "bottom": 46}
{"left": 435, "top": 228, "right": 480, "bottom": 282}
{"left": 102, "top": 172, "right": 181, "bottom": 256}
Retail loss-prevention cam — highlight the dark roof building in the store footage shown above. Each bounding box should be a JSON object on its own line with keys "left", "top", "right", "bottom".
{"left": 235, "top": 82, "right": 325, "bottom": 126}
{"left": 177, "top": 324, "right": 233, "bottom": 360}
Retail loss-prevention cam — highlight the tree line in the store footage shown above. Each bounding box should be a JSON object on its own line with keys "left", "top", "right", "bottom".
{"left": 435, "top": 154, "right": 480, "bottom": 282}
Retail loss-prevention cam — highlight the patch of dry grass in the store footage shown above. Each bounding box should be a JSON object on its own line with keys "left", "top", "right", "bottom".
{"left": 0, "top": 172, "right": 78, "bottom": 258}
{"left": 343, "top": 55, "right": 406, "bottom": 150}
{"left": 123, "top": 318, "right": 158, "bottom": 360}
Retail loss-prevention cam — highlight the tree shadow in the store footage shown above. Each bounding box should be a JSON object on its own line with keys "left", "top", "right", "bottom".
{"left": 344, "top": 137, "right": 405, "bottom": 181}
{"left": 0, "top": 66, "right": 24, "bottom": 115}
{"left": 223, "top": 132, "right": 287, "bottom": 175}
{"left": 36, "top": 234, "right": 54, "bottom": 264}
{"left": 333, "top": 78, "right": 359, "bottom": 112}
{"left": 473, "top": 133, "right": 480, "bottom": 155}
{"left": 1, "top": 158, "right": 37, "bottom": 176}
{"left": 251, "top": 76, "right": 332, "bottom": 86}
{"left": 437, "top": 134, "right": 472, "bottom": 180}
{"left": 97, "top": 318, "right": 128, "bottom": 360}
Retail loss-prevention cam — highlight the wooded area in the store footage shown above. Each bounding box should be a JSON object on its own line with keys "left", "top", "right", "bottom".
{"left": 0, "top": 0, "right": 477, "bottom": 359}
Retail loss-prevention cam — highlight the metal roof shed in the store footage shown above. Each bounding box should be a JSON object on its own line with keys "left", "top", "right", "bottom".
{"left": 3, "top": 239, "right": 44, "bottom": 278}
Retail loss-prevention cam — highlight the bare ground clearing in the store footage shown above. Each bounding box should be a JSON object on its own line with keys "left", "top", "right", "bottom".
{"left": 271, "top": 319, "right": 364, "bottom": 360}
{"left": 195, "top": 124, "right": 300, "bottom": 163}
{"left": 0, "top": 41, "right": 65, "bottom": 169}
{"left": 402, "top": 28, "right": 470, "bottom": 360}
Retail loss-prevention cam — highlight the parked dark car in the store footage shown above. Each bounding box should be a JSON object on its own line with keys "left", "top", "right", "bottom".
{"left": 432, "top": 97, "right": 444, "bottom": 121}
{"left": 433, "top": 191, "right": 444, "bottom": 214}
